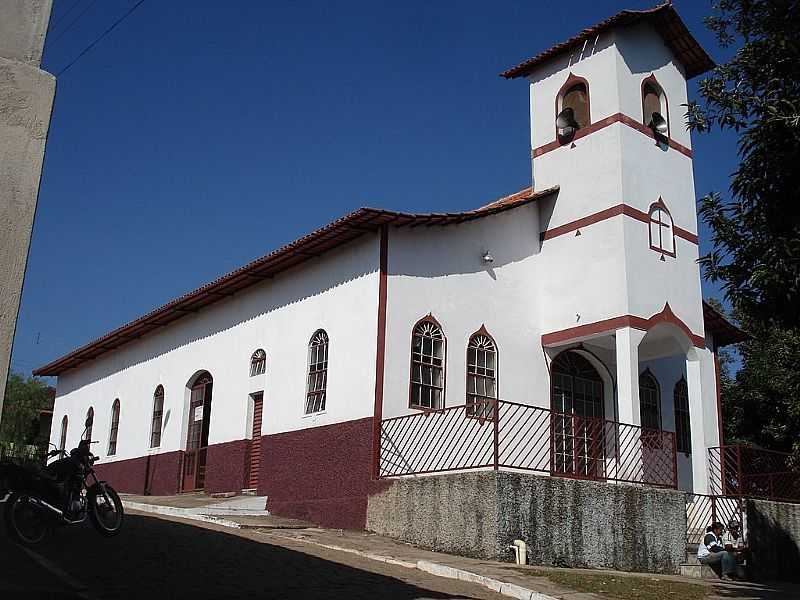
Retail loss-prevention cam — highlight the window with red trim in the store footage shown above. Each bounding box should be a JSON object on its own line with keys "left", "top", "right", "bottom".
{"left": 108, "top": 399, "right": 120, "bottom": 456}
{"left": 59, "top": 415, "right": 68, "bottom": 451}
{"left": 649, "top": 203, "right": 675, "bottom": 257}
{"left": 639, "top": 371, "right": 661, "bottom": 431}
{"left": 410, "top": 319, "right": 445, "bottom": 410}
{"left": 84, "top": 407, "right": 94, "bottom": 442}
{"left": 250, "top": 349, "right": 266, "bottom": 376}
{"left": 674, "top": 377, "right": 691, "bottom": 454}
{"left": 305, "top": 330, "right": 328, "bottom": 414}
{"left": 466, "top": 333, "right": 497, "bottom": 418}
{"left": 150, "top": 386, "right": 164, "bottom": 448}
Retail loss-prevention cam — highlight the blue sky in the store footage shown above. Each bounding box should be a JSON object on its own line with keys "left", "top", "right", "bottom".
{"left": 11, "top": 0, "right": 739, "bottom": 378}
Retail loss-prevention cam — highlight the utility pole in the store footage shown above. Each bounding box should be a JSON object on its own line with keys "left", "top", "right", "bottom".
{"left": 0, "top": 1, "right": 55, "bottom": 425}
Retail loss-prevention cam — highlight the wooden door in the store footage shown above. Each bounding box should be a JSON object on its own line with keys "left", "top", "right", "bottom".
{"left": 183, "top": 377, "right": 212, "bottom": 491}
{"left": 247, "top": 393, "right": 263, "bottom": 489}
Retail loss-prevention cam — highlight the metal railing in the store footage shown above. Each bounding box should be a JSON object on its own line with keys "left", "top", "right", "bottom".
{"left": 709, "top": 445, "right": 800, "bottom": 503}
{"left": 380, "top": 399, "right": 678, "bottom": 488}
{"left": 685, "top": 493, "right": 744, "bottom": 545}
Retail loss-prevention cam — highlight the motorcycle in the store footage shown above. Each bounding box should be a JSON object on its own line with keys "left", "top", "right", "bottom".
{"left": 0, "top": 414, "right": 124, "bottom": 545}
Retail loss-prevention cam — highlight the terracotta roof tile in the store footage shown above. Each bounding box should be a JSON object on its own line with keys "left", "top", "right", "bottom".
{"left": 501, "top": 2, "right": 713, "bottom": 80}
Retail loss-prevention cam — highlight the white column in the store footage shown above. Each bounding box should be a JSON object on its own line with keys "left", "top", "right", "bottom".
{"left": 615, "top": 327, "right": 646, "bottom": 425}
{"left": 687, "top": 354, "right": 710, "bottom": 494}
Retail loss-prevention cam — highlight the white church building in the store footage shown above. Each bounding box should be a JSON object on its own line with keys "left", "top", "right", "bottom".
{"left": 38, "top": 3, "right": 744, "bottom": 531}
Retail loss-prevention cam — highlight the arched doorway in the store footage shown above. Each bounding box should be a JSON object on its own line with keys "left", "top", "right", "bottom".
{"left": 550, "top": 351, "right": 605, "bottom": 478}
{"left": 183, "top": 371, "right": 213, "bottom": 491}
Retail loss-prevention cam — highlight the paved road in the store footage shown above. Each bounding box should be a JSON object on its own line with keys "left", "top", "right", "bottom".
{"left": 1, "top": 509, "right": 505, "bottom": 600}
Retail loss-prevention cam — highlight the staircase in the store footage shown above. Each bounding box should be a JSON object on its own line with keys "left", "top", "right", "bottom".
{"left": 679, "top": 543, "right": 720, "bottom": 580}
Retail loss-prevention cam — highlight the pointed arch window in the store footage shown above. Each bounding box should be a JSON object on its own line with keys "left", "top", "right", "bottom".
{"left": 649, "top": 201, "right": 675, "bottom": 257}
{"left": 639, "top": 371, "right": 661, "bottom": 431}
{"left": 59, "top": 415, "right": 68, "bottom": 451}
{"left": 410, "top": 318, "right": 446, "bottom": 410}
{"left": 150, "top": 385, "right": 164, "bottom": 448}
{"left": 674, "top": 377, "right": 691, "bottom": 454}
{"left": 305, "top": 330, "right": 329, "bottom": 414}
{"left": 555, "top": 74, "right": 590, "bottom": 144}
{"left": 250, "top": 349, "right": 266, "bottom": 377}
{"left": 466, "top": 331, "right": 497, "bottom": 418}
{"left": 84, "top": 407, "right": 94, "bottom": 442}
{"left": 108, "top": 399, "right": 120, "bottom": 456}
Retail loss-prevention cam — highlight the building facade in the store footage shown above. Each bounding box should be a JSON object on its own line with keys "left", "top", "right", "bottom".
{"left": 38, "top": 3, "right": 744, "bottom": 531}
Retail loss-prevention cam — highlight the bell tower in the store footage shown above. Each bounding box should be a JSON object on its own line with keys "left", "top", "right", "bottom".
{"left": 501, "top": 3, "right": 714, "bottom": 340}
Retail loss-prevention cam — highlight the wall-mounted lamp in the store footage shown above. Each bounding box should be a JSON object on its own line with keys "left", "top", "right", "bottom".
{"left": 482, "top": 250, "right": 494, "bottom": 264}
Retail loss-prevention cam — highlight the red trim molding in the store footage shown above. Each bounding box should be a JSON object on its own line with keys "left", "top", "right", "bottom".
{"left": 541, "top": 303, "right": 705, "bottom": 348}
{"left": 371, "top": 225, "right": 389, "bottom": 479}
{"left": 541, "top": 203, "right": 698, "bottom": 244}
{"left": 532, "top": 112, "right": 693, "bottom": 159}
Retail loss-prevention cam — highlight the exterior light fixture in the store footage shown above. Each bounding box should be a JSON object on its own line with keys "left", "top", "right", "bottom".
{"left": 482, "top": 250, "right": 494, "bottom": 264}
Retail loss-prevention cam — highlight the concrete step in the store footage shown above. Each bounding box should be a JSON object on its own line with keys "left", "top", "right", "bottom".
{"left": 241, "top": 488, "right": 258, "bottom": 496}
{"left": 680, "top": 563, "right": 719, "bottom": 580}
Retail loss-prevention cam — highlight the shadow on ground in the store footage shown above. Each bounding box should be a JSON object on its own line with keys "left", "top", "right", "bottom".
{"left": 0, "top": 513, "right": 484, "bottom": 600}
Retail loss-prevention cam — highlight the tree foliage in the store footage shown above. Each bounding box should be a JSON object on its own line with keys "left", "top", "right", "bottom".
{"left": 687, "top": 0, "right": 800, "bottom": 330}
{"left": 0, "top": 372, "right": 52, "bottom": 447}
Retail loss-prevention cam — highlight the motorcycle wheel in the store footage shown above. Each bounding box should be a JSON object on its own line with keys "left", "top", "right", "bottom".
{"left": 88, "top": 483, "right": 124, "bottom": 536}
{"left": 4, "top": 492, "right": 49, "bottom": 545}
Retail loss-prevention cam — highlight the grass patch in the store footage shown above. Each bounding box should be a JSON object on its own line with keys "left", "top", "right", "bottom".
{"left": 511, "top": 567, "right": 709, "bottom": 600}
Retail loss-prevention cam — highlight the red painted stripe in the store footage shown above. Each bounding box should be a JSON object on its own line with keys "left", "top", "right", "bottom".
{"left": 541, "top": 303, "right": 705, "bottom": 348}
{"left": 533, "top": 112, "right": 693, "bottom": 159}
{"left": 540, "top": 203, "right": 699, "bottom": 244}
{"left": 371, "top": 225, "right": 389, "bottom": 479}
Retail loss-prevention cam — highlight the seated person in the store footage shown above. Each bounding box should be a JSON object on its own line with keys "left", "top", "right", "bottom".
{"left": 722, "top": 518, "right": 748, "bottom": 566}
{"left": 697, "top": 521, "right": 738, "bottom": 580}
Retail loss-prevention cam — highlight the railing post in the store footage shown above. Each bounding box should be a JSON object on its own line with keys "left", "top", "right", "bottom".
{"left": 736, "top": 445, "right": 743, "bottom": 497}
{"left": 493, "top": 399, "right": 499, "bottom": 471}
{"left": 671, "top": 432, "right": 678, "bottom": 489}
{"left": 711, "top": 495, "right": 717, "bottom": 526}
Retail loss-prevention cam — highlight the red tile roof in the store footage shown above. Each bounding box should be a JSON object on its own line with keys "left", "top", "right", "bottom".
{"left": 501, "top": 2, "right": 714, "bottom": 80}
{"left": 34, "top": 186, "right": 558, "bottom": 376}
{"left": 702, "top": 301, "right": 748, "bottom": 347}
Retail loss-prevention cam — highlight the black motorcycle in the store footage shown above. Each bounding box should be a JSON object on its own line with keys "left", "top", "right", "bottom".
{"left": 0, "top": 415, "right": 124, "bottom": 545}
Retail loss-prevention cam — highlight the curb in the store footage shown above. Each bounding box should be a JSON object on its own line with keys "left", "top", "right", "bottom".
{"left": 262, "top": 531, "right": 557, "bottom": 600}
{"left": 122, "top": 501, "right": 242, "bottom": 529}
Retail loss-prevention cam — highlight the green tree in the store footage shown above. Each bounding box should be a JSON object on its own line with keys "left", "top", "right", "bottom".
{"left": 0, "top": 372, "right": 51, "bottom": 447}
{"left": 687, "top": 0, "right": 800, "bottom": 330}
{"left": 689, "top": 1, "right": 800, "bottom": 455}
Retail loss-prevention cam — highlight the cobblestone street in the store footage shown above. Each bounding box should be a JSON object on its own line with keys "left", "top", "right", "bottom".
{"left": 0, "top": 510, "right": 505, "bottom": 600}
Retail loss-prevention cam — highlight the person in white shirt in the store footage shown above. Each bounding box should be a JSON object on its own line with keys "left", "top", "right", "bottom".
{"left": 697, "top": 521, "right": 738, "bottom": 580}
{"left": 722, "top": 518, "right": 747, "bottom": 572}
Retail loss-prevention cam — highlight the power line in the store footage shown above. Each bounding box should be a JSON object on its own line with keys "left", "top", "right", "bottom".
{"left": 49, "top": 0, "right": 83, "bottom": 34}
{"left": 56, "top": 0, "right": 147, "bottom": 77}
{"left": 45, "top": 0, "right": 98, "bottom": 49}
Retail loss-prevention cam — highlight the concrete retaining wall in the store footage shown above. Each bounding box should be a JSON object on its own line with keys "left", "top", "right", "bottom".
{"left": 366, "top": 471, "right": 686, "bottom": 574}
{"left": 747, "top": 499, "right": 800, "bottom": 582}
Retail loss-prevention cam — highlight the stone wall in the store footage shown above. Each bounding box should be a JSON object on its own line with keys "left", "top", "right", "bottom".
{"left": 367, "top": 471, "right": 686, "bottom": 574}
{"left": 746, "top": 499, "right": 800, "bottom": 582}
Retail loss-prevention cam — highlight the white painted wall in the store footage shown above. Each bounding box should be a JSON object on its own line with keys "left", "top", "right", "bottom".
{"left": 50, "top": 235, "right": 381, "bottom": 464}
{"left": 382, "top": 204, "right": 550, "bottom": 420}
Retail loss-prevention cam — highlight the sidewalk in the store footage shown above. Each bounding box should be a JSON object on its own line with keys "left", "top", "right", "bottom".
{"left": 121, "top": 495, "right": 799, "bottom": 600}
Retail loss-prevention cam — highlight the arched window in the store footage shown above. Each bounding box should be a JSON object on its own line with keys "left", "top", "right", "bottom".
{"left": 305, "top": 330, "right": 329, "bottom": 414}
{"left": 84, "top": 407, "right": 94, "bottom": 442}
{"left": 59, "top": 415, "right": 68, "bottom": 451}
{"left": 562, "top": 83, "right": 589, "bottom": 129}
{"left": 250, "top": 349, "right": 266, "bottom": 377}
{"left": 648, "top": 201, "right": 675, "bottom": 257}
{"left": 410, "top": 318, "right": 446, "bottom": 410}
{"left": 639, "top": 371, "right": 661, "bottom": 430}
{"left": 108, "top": 399, "right": 120, "bottom": 456}
{"left": 641, "top": 76, "right": 669, "bottom": 137}
{"left": 150, "top": 385, "right": 164, "bottom": 448}
{"left": 674, "top": 377, "right": 691, "bottom": 453}
{"left": 466, "top": 331, "right": 497, "bottom": 418}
